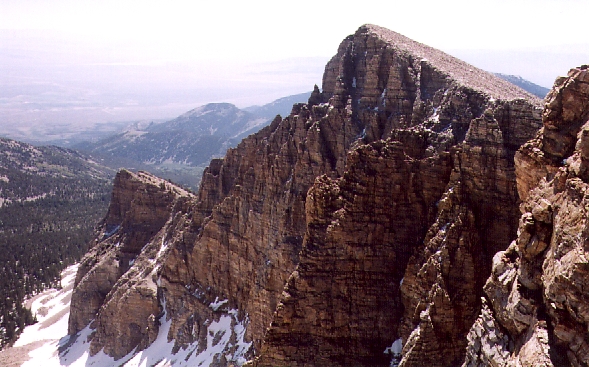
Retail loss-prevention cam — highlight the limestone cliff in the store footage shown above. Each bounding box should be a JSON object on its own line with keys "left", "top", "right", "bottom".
{"left": 463, "top": 66, "right": 589, "bottom": 366}
{"left": 68, "top": 24, "right": 544, "bottom": 366}
{"left": 250, "top": 25, "right": 542, "bottom": 367}
{"left": 68, "top": 170, "right": 194, "bottom": 357}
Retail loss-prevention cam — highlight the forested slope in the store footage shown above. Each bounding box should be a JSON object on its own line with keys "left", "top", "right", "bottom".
{"left": 0, "top": 138, "right": 113, "bottom": 346}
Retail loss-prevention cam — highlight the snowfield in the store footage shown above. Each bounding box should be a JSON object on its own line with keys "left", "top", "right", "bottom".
{"left": 0, "top": 265, "right": 251, "bottom": 367}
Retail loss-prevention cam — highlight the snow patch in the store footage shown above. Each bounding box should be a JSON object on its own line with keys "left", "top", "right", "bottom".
{"left": 440, "top": 223, "right": 448, "bottom": 233}
{"left": 430, "top": 107, "right": 440, "bottom": 123}
{"left": 209, "top": 297, "right": 228, "bottom": 311}
{"left": 8, "top": 264, "right": 252, "bottom": 367}
{"left": 15, "top": 265, "right": 78, "bottom": 348}
{"left": 157, "top": 236, "right": 169, "bottom": 259}
{"left": 102, "top": 225, "right": 120, "bottom": 240}
{"left": 119, "top": 307, "right": 251, "bottom": 366}
{"left": 384, "top": 338, "right": 402, "bottom": 355}
{"left": 384, "top": 338, "right": 403, "bottom": 367}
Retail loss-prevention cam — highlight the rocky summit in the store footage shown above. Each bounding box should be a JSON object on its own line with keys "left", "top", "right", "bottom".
{"left": 64, "top": 24, "right": 589, "bottom": 366}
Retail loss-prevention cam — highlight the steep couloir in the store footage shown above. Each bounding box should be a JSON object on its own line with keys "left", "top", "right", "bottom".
{"left": 68, "top": 24, "right": 543, "bottom": 366}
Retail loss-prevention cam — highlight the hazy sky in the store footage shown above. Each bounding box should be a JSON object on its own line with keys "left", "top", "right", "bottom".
{"left": 1, "top": 0, "right": 588, "bottom": 136}
{"left": 2, "top": 0, "right": 586, "bottom": 61}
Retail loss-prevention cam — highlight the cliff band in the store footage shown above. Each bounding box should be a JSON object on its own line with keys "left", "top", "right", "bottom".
{"left": 68, "top": 24, "right": 550, "bottom": 366}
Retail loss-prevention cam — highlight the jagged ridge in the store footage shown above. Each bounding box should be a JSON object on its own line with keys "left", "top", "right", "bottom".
{"left": 251, "top": 25, "right": 543, "bottom": 367}
{"left": 67, "top": 24, "right": 544, "bottom": 367}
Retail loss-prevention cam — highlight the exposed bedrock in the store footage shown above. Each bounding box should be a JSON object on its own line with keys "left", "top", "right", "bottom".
{"left": 69, "top": 24, "right": 546, "bottom": 366}
{"left": 464, "top": 65, "right": 589, "bottom": 367}
{"left": 249, "top": 25, "right": 541, "bottom": 366}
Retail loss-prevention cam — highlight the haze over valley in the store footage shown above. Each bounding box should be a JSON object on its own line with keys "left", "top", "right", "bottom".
{"left": 2, "top": 1, "right": 587, "bottom": 146}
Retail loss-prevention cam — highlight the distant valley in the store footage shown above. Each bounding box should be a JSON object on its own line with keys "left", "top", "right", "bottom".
{"left": 72, "top": 92, "right": 311, "bottom": 190}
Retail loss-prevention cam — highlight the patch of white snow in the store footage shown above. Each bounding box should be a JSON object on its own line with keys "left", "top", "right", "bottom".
{"left": 209, "top": 297, "right": 228, "bottom": 312}
{"left": 384, "top": 338, "right": 403, "bottom": 367}
{"left": 157, "top": 236, "right": 169, "bottom": 259}
{"left": 7, "top": 263, "right": 252, "bottom": 367}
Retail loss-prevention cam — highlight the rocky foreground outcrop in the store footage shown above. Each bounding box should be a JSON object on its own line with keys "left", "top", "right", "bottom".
{"left": 68, "top": 24, "right": 555, "bottom": 366}
{"left": 463, "top": 66, "right": 589, "bottom": 366}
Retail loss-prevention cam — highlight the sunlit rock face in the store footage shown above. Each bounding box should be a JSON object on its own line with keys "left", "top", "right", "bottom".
{"left": 68, "top": 170, "right": 195, "bottom": 358}
{"left": 68, "top": 24, "right": 545, "bottom": 366}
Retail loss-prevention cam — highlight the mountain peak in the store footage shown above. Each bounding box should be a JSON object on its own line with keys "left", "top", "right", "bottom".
{"left": 182, "top": 102, "right": 241, "bottom": 118}
{"left": 332, "top": 24, "right": 541, "bottom": 103}
{"left": 9, "top": 24, "right": 551, "bottom": 367}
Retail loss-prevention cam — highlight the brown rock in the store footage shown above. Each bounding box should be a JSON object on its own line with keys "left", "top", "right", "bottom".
{"left": 542, "top": 66, "right": 589, "bottom": 161}
{"left": 160, "top": 87, "right": 363, "bottom": 356}
{"left": 466, "top": 66, "right": 589, "bottom": 367}
{"left": 252, "top": 139, "right": 451, "bottom": 366}
{"left": 69, "top": 24, "right": 544, "bottom": 366}
{"left": 68, "top": 170, "right": 194, "bottom": 358}
{"left": 250, "top": 24, "right": 541, "bottom": 367}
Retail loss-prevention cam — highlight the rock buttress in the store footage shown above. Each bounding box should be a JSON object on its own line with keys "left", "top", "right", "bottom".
{"left": 252, "top": 139, "right": 451, "bottom": 366}
{"left": 68, "top": 170, "right": 194, "bottom": 358}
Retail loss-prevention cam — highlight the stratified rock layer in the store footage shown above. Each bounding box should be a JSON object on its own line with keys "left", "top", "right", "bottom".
{"left": 253, "top": 139, "right": 452, "bottom": 366}
{"left": 251, "top": 25, "right": 541, "bottom": 367}
{"left": 69, "top": 24, "right": 544, "bottom": 366}
{"left": 68, "top": 170, "right": 194, "bottom": 358}
{"left": 464, "top": 66, "right": 589, "bottom": 367}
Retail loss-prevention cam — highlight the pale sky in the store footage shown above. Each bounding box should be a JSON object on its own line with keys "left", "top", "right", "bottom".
{"left": 1, "top": 0, "right": 586, "bottom": 58}
{"left": 0, "top": 0, "right": 587, "bottom": 131}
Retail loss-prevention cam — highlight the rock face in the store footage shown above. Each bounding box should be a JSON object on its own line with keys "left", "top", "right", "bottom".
{"left": 68, "top": 170, "right": 194, "bottom": 357}
{"left": 250, "top": 25, "right": 542, "bottom": 367}
{"left": 463, "top": 66, "right": 589, "bottom": 366}
{"left": 68, "top": 24, "right": 546, "bottom": 366}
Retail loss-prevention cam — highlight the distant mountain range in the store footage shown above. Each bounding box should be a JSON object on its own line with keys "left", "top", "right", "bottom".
{"left": 76, "top": 92, "right": 311, "bottom": 190}
{"left": 494, "top": 73, "right": 550, "bottom": 98}
{"left": 0, "top": 138, "right": 113, "bottom": 347}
